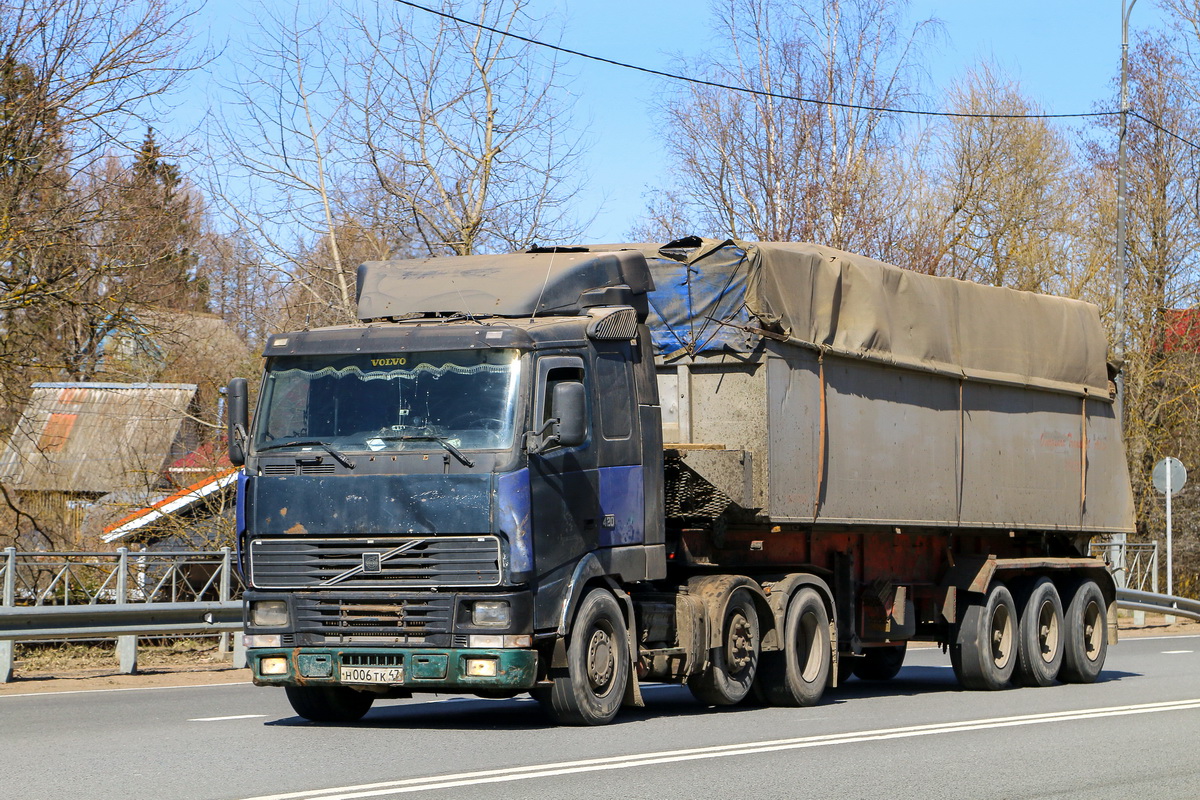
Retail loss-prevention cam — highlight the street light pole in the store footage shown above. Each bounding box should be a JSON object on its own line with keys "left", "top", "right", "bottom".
{"left": 1116, "top": 0, "right": 1137, "bottom": 428}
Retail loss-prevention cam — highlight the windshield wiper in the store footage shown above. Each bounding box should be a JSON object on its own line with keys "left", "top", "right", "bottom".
{"left": 375, "top": 433, "right": 475, "bottom": 468}
{"left": 256, "top": 439, "right": 355, "bottom": 470}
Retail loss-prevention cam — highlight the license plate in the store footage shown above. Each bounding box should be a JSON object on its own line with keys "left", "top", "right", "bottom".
{"left": 341, "top": 666, "right": 403, "bottom": 684}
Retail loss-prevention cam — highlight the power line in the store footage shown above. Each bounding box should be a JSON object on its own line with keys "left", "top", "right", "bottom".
{"left": 1130, "top": 111, "right": 1200, "bottom": 151}
{"left": 391, "top": 0, "right": 1120, "bottom": 122}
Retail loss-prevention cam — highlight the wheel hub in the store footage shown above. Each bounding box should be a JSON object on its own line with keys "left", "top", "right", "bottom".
{"left": 727, "top": 613, "right": 753, "bottom": 671}
{"left": 587, "top": 629, "right": 614, "bottom": 688}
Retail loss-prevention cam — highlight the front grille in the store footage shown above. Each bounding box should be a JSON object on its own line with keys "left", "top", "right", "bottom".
{"left": 294, "top": 594, "right": 452, "bottom": 638}
{"left": 249, "top": 536, "right": 502, "bottom": 589}
{"left": 260, "top": 462, "right": 336, "bottom": 475}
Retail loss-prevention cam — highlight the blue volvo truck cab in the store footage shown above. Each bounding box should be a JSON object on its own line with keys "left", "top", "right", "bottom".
{"left": 231, "top": 249, "right": 667, "bottom": 724}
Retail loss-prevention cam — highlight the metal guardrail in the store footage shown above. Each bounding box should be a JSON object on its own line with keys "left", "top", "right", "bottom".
{"left": 1089, "top": 539, "right": 1160, "bottom": 593}
{"left": 0, "top": 547, "right": 246, "bottom": 683}
{"left": 1117, "top": 588, "right": 1200, "bottom": 622}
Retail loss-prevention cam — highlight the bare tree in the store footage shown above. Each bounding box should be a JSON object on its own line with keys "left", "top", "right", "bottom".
{"left": 912, "top": 63, "right": 1078, "bottom": 293}
{"left": 207, "top": 5, "right": 361, "bottom": 326}
{"left": 0, "top": 0, "right": 205, "bottom": 405}
{"left": 340, "top": 0, "right": 586, "bottom": 256}
{"left": 1081, "top": 33, "right": 1200, "bottom": 587}
{"left": 643, "top": 0, "right": 934, "bottom": 259}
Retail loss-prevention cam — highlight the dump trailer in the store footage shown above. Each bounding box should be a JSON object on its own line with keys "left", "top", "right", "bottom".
{"left": 228, "top": 238, "right": 1134, "bottom": 725}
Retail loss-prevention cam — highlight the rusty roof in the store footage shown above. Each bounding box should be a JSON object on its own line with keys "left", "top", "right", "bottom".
{"left": 0, "top": 382, "right": 198, "bottom": 493}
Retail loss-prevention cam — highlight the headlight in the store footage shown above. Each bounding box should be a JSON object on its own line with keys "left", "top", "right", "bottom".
{"left": 250, "top": 599, "right": 289, "bottom": 627}
{"left": 471, "top": 600, "right": 511, "bottom": 627}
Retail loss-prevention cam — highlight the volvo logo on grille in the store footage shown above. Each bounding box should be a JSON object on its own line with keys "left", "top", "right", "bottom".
{"left": 362, "top": 552, "right": 382, "bottom": 573}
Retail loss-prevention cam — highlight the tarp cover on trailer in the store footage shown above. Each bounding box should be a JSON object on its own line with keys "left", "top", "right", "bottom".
{"left": 629, "top": 238, "right": 1111, "bottom": 399}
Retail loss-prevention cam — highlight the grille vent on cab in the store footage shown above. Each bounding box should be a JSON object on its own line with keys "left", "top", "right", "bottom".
{"left": 586, "top": 307, "right": 638, "bottom": 340}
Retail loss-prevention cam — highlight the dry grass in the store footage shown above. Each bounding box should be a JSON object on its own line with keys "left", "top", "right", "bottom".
{"left": 13, "top": 637, "right": 235, "bottom": 679}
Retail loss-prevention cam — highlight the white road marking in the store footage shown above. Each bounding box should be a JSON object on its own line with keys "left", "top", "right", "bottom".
{"left": 235, "top": 698, "right": 1200, "bottom": 800}
{"left": 1161, "top": 650, "right": 1194, "bottom": 654}
{"left": 189, "top": 714, "right": 268, "bottom": 722}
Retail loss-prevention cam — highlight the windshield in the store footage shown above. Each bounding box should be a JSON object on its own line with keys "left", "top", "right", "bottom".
{"left": 254, "top": 348, "right": 522, "bottom": 453}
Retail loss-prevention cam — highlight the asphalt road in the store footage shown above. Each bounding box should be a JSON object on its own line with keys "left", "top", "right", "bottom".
{"left": 5, "top": 635, "right": 1200, "bottom": 800}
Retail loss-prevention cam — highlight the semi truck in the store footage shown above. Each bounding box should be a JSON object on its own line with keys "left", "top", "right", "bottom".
{"left": 228, "top": 238, "right": 1134, "bottom": 725}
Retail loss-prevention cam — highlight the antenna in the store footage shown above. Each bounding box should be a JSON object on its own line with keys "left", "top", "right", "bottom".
{"left": 453, "top": 284, "right": 478, "bottom": 324}
{"left": 530, "top": 248, "right": 558, "bottom": 324}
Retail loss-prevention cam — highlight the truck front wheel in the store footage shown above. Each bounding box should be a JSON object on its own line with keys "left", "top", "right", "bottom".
{"left": 951, "top": 581, "right": 1017, "bottom": 690}
{"left": 539, "top": 588, "right": 629, "bottom": 726}
{"left": 690, "top": 588, "right": 761, "bottom": 706}
{"left": 284, "top": 685, "right": 374, "bottom": 723}
{"left": 754, "top": 587, "right": 830, "bottom": 706}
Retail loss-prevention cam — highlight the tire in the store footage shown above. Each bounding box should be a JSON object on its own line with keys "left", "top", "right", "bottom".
{"left": 754, "top": 587, "right": 831, "bottom": 707}
{"left": 853, "top": 643, "right": 907, "bottom": 682}
{"left": 284, "top": 685, "right": 374, "bottom": 723}
{"left": 538, "top": 589, "right": 629, "bottom": 726}
{"left": 1013, "top": 578, "right": 1064, "bottom": 687}
{"left": 951, "top": 581, "right": 1018, "bottom": 691}
{"left": 690, "top": 588, "right": 761, "bottom": 706}
{"left": 1060, "top": 579, "right": 1107, "bottom": 684}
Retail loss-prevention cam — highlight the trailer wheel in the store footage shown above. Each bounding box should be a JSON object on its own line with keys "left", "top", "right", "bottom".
{"left": 690, "top": 588, "right": 761, "bottom": 706}
{"left": 284, "top": 686, "right": 374, "bottom": 723}
{"left": 539, "top": 588, "right": 629, "bottom": 726}
{"left": 853, "top": 643, "right": 907, "bottom": 682}
{"left": 951, "top": 581, "right": 1017, "bottom": 690}
{"left": 754, "top": 587, "right": 830, "bottom": 707}
{"left": 1013, "top": 578, "right": 1064, "bottom": 687}
{"left": 1060, "top": 579, "right": 1107, "bottom": 684}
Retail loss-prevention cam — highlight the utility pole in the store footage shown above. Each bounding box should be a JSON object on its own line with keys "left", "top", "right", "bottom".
{"left": 1116, "top": 0, "right": 1138, "bottom": 429}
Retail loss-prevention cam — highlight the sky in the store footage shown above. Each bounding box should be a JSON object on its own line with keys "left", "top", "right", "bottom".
{"left": 190, "top": 0, "right": 1176, "bottom": 243}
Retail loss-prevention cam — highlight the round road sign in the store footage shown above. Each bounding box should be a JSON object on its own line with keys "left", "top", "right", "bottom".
{"left": 1153, "top": 457, "right": 1187, "bottom": 496}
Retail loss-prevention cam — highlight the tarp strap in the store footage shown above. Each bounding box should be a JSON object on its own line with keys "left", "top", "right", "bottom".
{"left": 957, "top": 380, "right": 965, "bottom": 524}
{"left": 1080, "top": 398, "right": 1088, "bottom": 514}
{"left": 814, "top": 350, "right": 828, "bottom": 522}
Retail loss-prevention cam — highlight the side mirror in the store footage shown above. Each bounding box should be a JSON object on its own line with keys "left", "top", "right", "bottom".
{"left": 552, "top": 381, "right": 586, "bottom": 448}
{"left": 227, "top": 377, "right": 249, "bottom": 466}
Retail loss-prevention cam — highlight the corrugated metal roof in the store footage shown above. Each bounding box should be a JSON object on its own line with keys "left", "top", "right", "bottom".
{"left": 0, "top": 382, "right": 198, "bottom": 493}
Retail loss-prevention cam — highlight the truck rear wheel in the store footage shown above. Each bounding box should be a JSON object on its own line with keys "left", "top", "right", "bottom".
{"left": 539, "top": 588, "right": 629, "bottom": 726}
{"left": 754, "top": 587, "right": 830, "bottom": 706}
{"left": 1013, "top": 578, "right": 1064, "bottom": 687}
{"left": 853, "top": 643, "right": 907, "bottom": 681}
{"left": 690, "top": 588, "right": 761, "bottom": 706}
{"left": 1060, "top": 579, "right": 1107, "bottom": 684}
{"left": 284, "top": 685, "right": 374, "bottom": 723}
{"left": 951, "top": 581, "right": 1017, "bottom": 690}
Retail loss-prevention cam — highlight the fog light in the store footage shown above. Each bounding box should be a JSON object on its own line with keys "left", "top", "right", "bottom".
{"left": 251, "top": 600, "right": 288, "bottom": 627}
{"left": 260, "top": 656, "right": 289, "bottom": 675}
{"left": 244, "top": 634, "right": 281, "bottom": 648}
{"left": 471, "top": 600, "right": 511, "bottom": 627}
{"left": 465, "top": 658, "right": 498, "bottom": 677}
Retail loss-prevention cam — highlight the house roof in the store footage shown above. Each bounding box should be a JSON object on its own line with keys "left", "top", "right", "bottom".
{"left": 0, "top": 382, "right": 198, "bottom": 493}
{"left": 101, "top": 467, "right": 238, "bottom": 542}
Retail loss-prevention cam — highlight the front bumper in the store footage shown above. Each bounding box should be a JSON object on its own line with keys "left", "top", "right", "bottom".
{"left": 248, "top": 646, "right": 538, "bottom": 691}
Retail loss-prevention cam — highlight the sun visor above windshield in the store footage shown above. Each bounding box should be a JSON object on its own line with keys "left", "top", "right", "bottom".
{"left": 356, "top": 250, "right": 654, "bottom": 321}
